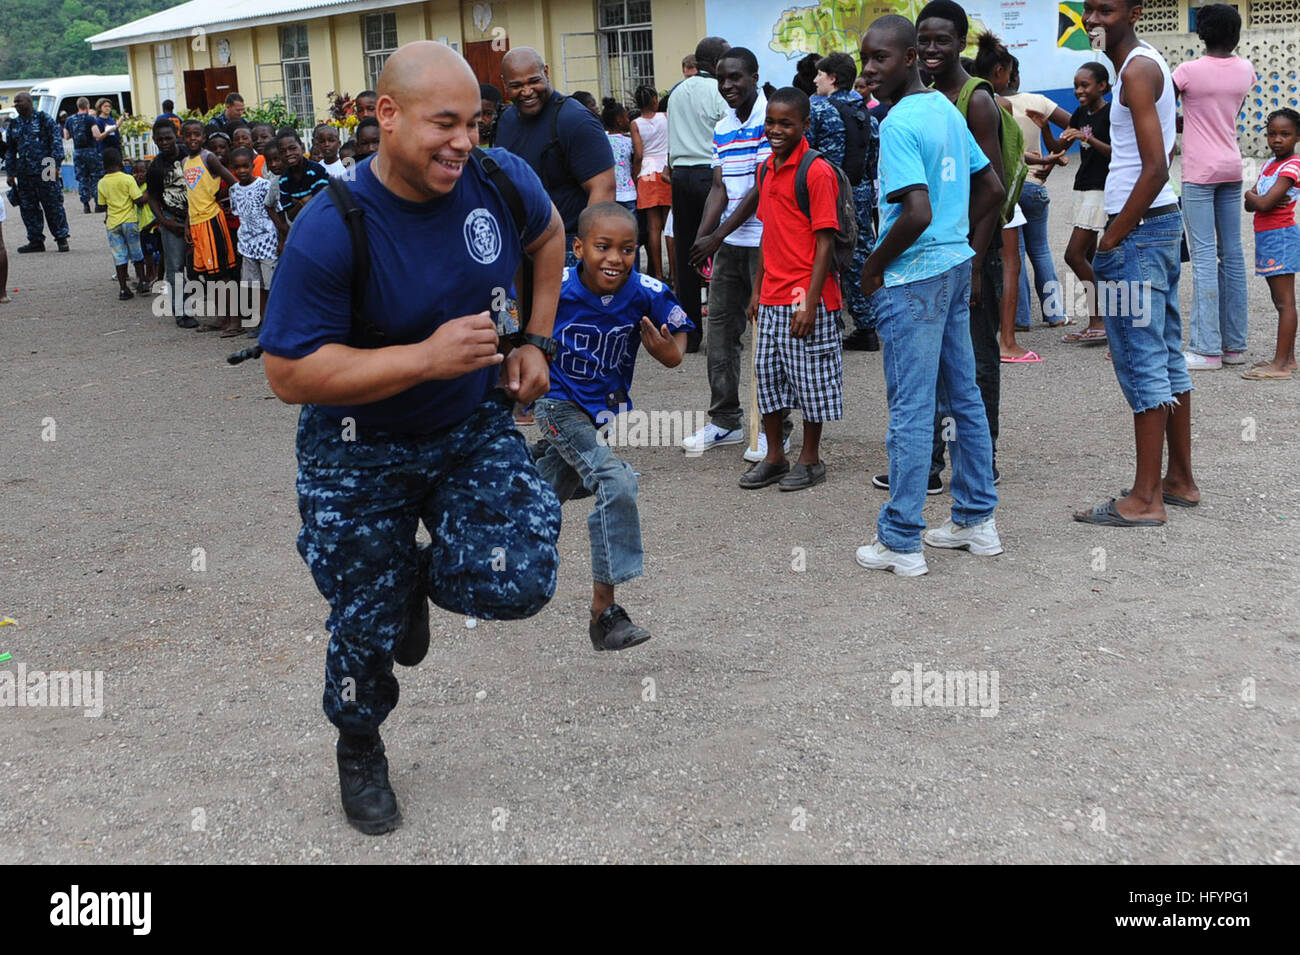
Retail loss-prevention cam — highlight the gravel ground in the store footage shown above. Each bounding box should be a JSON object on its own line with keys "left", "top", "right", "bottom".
{"left": 1, "top": 167, "right": 1297, "bottom": 864}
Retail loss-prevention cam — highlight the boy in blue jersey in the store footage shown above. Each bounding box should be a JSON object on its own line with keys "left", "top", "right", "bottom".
{"left": 854, "top": 15, "right": 1006, "bottom": 577}
{"left": 533, "top": 202, "right": 694, "bottom": 651}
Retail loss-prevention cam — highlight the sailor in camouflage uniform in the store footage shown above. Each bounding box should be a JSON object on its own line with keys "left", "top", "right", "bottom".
{"left": 807, "top": 53, "right": 880, "bottom": 349}
{"left": 63, "top": 98, "right": 104, "bottom": 214}
{"left": 4, "top": 92, "right": 70, "bottom": 253}
{"left": 259, "top": 42, "right": 567, "bottom": 835}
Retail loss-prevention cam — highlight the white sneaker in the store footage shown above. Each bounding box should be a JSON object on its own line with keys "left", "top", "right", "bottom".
{"left": 855, "top": 539, "right": 929, "bottom": 577}
{"left": 742, "top": 432, "right": 792, "bottom": 463}
{"left": 923, "top": 517, "right": 1004, "bottom": 556}
{"left": 1184, "top": 351, "right": 1222, "bottom": 371}
{"left": 682, "top": 422, "right": 744, "bottom": 455}
{"left": 1221, "top": 351, "right": 1247, "bottom": 366}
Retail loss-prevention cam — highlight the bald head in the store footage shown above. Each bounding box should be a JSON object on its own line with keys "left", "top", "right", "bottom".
{"left": 501, "top": 47, "right": 553, "bottom": 117}
{"left": 378, "top": 40, "right": 478, "bottom": 106}
{"left": 14, "top": 91, "right": 32, "bottom": 116}
{"left": 502, "top": 47, "right": 546, "bottom": 77}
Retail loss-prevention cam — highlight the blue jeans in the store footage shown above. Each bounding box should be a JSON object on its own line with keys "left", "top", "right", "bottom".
{"left": 873, "top": 259, "right": 997, "bottom": 553}
{"left": 1182, "top": 181, "right": 1248, "bottom": 355}
{"left": 533, "top": 397, "right": 643, "bottom": 586}
{"left": 1016, "top": 181, "right": 1061, "bottom": 326}
{"left": 295, "top": 392, "right": 561, "bottom": 734}
{"left": 1092, "top": 211, "right": 1193, "bottom": 412}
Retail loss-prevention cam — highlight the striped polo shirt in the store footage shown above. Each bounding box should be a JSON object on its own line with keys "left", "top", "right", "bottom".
{"left": 710, "top": 89, "right": 770, "bottom": 248}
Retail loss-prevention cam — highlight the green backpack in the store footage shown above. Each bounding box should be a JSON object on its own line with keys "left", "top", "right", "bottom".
{"left": 956, "top": 77, "right": 1027, "bottom": 226}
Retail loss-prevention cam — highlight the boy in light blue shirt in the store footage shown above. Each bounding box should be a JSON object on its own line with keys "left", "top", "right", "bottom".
{"left": 855, "top": 15, "right": 1006, "bottom": 577}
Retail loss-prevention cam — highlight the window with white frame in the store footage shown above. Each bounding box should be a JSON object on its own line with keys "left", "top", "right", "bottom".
{"left": 154, "top": 43, "right": 177, "bottom": 110}
{"left": 280, "top": 24, "right": 314, "bottom": 122}
{"left": 597, "top": 0, "right": 654, "bottom": 102}
{"left": 363, "top": 12, "right": 399, "bottom": 90}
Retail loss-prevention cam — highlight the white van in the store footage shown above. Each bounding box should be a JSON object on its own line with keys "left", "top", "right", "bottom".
{"left": 29, "top": 75, "right": 132, "bottom": 120}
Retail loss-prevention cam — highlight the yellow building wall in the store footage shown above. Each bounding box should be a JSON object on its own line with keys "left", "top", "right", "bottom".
{"left": 115, "top": 0, "right": 713, "bottom": 122}
{"left": 425, "top": 1, "right": 464, "bottom": 48}
{"left": 306, "top": 18, "right": 338, "bottom": 120}
{"left": 651, "top": 0, "right": 706, "bottom": 92}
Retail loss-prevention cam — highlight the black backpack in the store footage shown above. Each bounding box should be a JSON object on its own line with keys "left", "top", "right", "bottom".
{"left": 324, "top": 149, "right": 529, "bottom": 348}
{"left": 529, "top": 93, "right": 569, "bottom": 193}
{"left": 825, "top": 98, "right": 871, "bottom": 187}
{"left": 757, "top": 149, "right": 858, "bottom": 275}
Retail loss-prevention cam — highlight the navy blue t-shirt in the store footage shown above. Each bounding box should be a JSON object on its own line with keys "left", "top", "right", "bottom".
{"left": 495, "top": 91, "right": 613, "bottom": 235}
{"left": 65, "top": 113, "right": 96, "bottom": 150}
{"left": 258, "top": 151, "right": 553, "bottom": 434}
{"left": 548, "top": 265, "right": 693, "bottom": 421}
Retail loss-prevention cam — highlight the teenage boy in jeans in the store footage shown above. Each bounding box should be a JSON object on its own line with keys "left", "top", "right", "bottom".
{"left": 1073, "top": 0, "right": 1199, "bottom": 526}
{"left": 683, "top": 47, "right": 791, "bottom": 461}
{"left": 870, "top": 0, "right": 1007, "bottom": 496}
{"left": 855, "top": 15, "right": 1006, "bottom": 577}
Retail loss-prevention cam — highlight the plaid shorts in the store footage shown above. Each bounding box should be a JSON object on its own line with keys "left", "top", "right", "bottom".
{"left": 755, "top": 303, "right": 844, "bottom": 421}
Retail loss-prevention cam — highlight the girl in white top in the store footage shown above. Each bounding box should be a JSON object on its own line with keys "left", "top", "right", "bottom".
{"left": 631, "top": 85, "right": 672, "bottom": 281}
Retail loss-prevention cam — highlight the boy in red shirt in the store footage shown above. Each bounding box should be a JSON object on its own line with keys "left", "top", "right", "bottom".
{"left": 742, "top": 86, "right": 843, "bottom": 491}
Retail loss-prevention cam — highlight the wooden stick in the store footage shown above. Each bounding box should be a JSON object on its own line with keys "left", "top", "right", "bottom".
{"left": 748, "top": 319, "right": 759, "bottom": 454}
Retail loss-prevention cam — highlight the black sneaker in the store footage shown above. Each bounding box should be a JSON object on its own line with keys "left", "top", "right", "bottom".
{"left": 844, "top": 327, "right": 880, "bottom": 351}
{"left": 118, "top": 288, "right": 134, "bottom": 301}
{"left": 17, "top": 241, "right": 45, "bottom": 254}
{"left": 56, "top": 239, "right": 69, "bottom": 252}
{"left": 872, "top": 472, "right": 943, "bottom": 495}
{"left": 83, "top": 201, "right": 92, "bottom": 214}
{"left": 176, "top": 317, "right": 199, "bottom": 329}
{"left": 589, "top": 604, "right": 651, "bottom": 652}
{"left": 336, "top": 732, "right": 401, "bottom": 835}
{"left": 393, "top": 564, "right": 430, "bottom": 667}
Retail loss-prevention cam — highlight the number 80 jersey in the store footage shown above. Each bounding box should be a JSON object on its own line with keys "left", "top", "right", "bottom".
{"left": 545, "top": 266, "right": 694, "bottom": 421}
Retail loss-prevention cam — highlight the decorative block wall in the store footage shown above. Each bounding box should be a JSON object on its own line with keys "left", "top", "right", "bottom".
{"left": 1152, "top": 27, "right": 1300, "bottom": 158}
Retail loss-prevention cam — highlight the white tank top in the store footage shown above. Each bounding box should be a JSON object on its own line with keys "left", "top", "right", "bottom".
{"left": 633, "top": 112, "right": 669, "bottom": 176}
{"left": 1105, "top": 42, "right": 1178, "bottom": 214}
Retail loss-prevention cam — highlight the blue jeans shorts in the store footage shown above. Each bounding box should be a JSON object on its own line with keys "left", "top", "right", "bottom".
{"left": 1255, "top": 225, "right": 1299, "bottom": 277}
{"left": 1092, "top": 211, "right": 1193, "bottom": 412}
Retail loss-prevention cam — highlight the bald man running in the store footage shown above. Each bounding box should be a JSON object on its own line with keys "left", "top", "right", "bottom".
{"left": 259, "top": 42, "right": 567, "bottom": 835}
{"left": 495, "top": 46, "right": 615, "bottom": 264}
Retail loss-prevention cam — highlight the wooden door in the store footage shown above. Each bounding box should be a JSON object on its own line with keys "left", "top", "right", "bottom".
{"left": 464, "top": 39, "right": 509, "bottom": 94}
{"left": 183, "top": 69, "right": 207, "bottom": 112}
{"left": 205, "top": 67, "right": 238, "bottom": 112}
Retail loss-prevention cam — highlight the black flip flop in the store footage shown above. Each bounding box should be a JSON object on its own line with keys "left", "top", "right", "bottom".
{"left": 1072, "top": 498, "right": 1165, "bottom": 527}
{"left": 1121, "top": 487, "right": 1199, "bottom": 508}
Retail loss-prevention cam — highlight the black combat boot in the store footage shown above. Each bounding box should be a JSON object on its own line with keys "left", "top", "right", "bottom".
{"left": 395, "top": 549, "right": 430, "bottom": 667}
{"left": 336, "top": 732, "right": 401, "bottom": 835}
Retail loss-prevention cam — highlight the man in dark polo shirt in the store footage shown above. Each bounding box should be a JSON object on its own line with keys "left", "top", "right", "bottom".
{"left": 495, "top": 46, "right": 614, "bottom": 265}
{"left": 260, "top": 41, "right": 567, "bottom": 835}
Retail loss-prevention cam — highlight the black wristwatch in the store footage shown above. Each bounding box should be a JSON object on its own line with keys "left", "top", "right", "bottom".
{"left": 510, "top": 332, "right": 557, "bottom": 360}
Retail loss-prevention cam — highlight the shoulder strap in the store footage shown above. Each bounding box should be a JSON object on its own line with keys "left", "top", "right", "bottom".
{"left": 550, "top": 93, "right": 567, "bottom": 145}
{"left": 324, "top": 177, "right": 382, "bottom": 347}
{"left": 956, "top": 77, "right": 992, "bottom": 118}
{"left": 472, "top": 149, "right": 527, "bottom": 240}
{"left": 793, "top": 148, "right": 822, "bottom": 219}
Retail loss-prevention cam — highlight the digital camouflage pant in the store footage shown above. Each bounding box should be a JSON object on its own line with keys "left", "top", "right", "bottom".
{"left": 15, "top": 174, "right": 70, "bottom": 244}
{"left": 295, "top": 390, "right": 562, "bottom": 735}
{"left": 73, "top": 147, "right": 103, "bottom": 206}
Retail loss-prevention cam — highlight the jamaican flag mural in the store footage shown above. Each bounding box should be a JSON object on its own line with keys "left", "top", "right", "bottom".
{"left": 705, "top": 0, "right": 1107, "bottom": 96}
{"left": 1059, "top": 2, "right": 1094, "bottom": 51}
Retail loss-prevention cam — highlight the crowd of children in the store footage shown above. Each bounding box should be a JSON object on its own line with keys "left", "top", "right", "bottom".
{"left": 83, "top": 2, "right": 1296, "bottom": 633}
{"left": 99, "top": 113, "right": 379, "bottom": 336}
